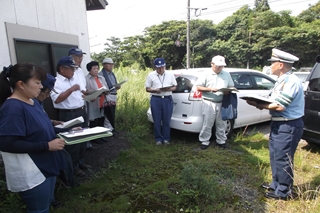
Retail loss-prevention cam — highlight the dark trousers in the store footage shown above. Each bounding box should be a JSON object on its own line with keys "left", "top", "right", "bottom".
{"left": 19, "top": 176, "right": 56, "bottom": 213}
{"left": 269, "top": 118, "right": 304, "bottom": 197}
{"left": 89, "top": 116, "right": 105, "bottom": 128}
{"left": 104, "top": 105, "right": 116, "bottom": 129}
{"left": 150, "top": 96, "right": 173, "bottom": 142}
{"left": 59, "top": 108, "right": 88, "bottom": 170}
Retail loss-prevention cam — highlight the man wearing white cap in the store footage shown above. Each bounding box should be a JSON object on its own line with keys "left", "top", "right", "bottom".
{"left": 246, "top": 48, "right": 304, "bottom": 200}
{"left": 196, "top": 55, "right": 234, "bottom": 150}
{"left": 99, "top": 58, "right": 119, "bottom": 133}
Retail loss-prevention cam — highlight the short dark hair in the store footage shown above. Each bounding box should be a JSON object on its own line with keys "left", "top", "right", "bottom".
{"left": 0, "top": 63, "right": 46, "bottom": 106}
{"left": 86, "top": 61, "right": 99, "bottom": 71}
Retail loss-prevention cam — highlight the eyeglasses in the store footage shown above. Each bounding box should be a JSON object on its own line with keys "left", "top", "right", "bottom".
{"left": 63, "top": 66, "right": 76, "bottom": 71}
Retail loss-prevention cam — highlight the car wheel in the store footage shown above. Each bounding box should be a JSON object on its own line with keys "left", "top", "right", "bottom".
{"left": 212, "top": 119, "right": 235, "bottom": 139}
{"left": 225, "top": 119, "right": 234, "bottom": 138}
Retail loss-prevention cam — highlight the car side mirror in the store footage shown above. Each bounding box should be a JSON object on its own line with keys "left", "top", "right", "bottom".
{"left": 316, "top": 55, "right": 320, "bottom": 63}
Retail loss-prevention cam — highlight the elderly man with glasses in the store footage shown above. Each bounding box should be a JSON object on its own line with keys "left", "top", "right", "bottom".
{"left": 50, "top": 56, "right": 91, "bottom": 178}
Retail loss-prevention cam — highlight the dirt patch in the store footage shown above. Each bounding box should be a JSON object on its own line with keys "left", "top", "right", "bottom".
{"left": 73, "top": 131, "right": 130, "bottom": 184}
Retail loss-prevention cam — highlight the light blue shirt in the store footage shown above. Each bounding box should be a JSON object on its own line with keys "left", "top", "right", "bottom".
{"left": 269, "top": 70, "right": 304, "bottom": 119}
{"left": 196, "top": 69, "right": 234, "bottom": 102}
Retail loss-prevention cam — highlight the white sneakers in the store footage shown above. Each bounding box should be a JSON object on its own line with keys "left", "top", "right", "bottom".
{"left": 156, "top": 141, "right": 170, "bottom": 145}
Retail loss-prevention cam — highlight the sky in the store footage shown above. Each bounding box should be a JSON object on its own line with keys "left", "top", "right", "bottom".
{"left": 87, "top": 0, "right": 319, "bottom": 53}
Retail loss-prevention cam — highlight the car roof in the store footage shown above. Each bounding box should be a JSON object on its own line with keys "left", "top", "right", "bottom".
{"left": 293, "top": 71, "right": 310, "bottom": 75}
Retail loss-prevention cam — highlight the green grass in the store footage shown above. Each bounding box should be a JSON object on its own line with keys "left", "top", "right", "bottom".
{"left": 1, "top": 65, "right": 320, "bottom": 212}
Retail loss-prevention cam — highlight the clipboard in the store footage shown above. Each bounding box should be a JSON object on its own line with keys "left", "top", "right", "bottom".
{"left": 217, "top": 87, "right": 239, "bottom": 92}
{"left": 240, "top": 94, "right": 273, "bottom": 104}
{"left": 160, "top": 85, "right": 174, "bottom": 90}
{"left": 57, "top": 127, "right": 113, "bottom": 145}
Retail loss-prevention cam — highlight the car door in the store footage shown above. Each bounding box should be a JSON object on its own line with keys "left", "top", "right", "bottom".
{"left": 231, "top": 72, "right": 261, "bottom": 127}
{"left": 304, "top": 63, "right": 320, "bottom": 133}
{"left": 250, "top": 73, "right": 275, "bottom": 122}
{"left": 231, "top": 72, "right": 275, "bottom": 127}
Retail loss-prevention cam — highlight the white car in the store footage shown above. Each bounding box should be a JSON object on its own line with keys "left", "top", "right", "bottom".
{"left": 147, "top": 68, "right": 276, "bottom": 137}
{"left": 293, "top": 71, "right": 310, "bottom": 90}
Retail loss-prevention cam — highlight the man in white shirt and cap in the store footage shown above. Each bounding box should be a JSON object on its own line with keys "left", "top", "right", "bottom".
{"left": 246, "top": 48, "right": 304, "bottom": 200}
{"left": 145, "top": 58, "right": 177, "bottom": 145}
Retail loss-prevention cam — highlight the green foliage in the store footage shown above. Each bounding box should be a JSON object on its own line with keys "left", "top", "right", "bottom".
{"left": 298, "top": 1, "right": 320, "bottom": 23}
{"left": 93, "top": 2, "right": 320, "bottom": 70}
{"left": 254, "top": 0, "right": 270, "bottom": 12}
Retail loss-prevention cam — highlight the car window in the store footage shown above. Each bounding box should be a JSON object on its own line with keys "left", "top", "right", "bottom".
{"left": 309, "top": 64, "right": 320, "bottom": 92}
{"left": 294, "top": 73, "right": 309, "bottom": 82}
{"left": 173, "top": 75, "right": 194, "bottom": 93}
{"left": 231, "top": 74, "right": 253, "bottom": 89}
{"left": 253, "top": 75, "right": 274, "bottom": 90}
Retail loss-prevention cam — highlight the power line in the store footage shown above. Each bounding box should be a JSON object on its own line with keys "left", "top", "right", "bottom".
{"left": 112, "top": 0, "right": 318, "bottom": 39}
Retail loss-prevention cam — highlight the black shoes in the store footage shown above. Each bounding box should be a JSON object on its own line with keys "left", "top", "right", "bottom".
{"left": 200, "top": 144, "right": 209, "bottom": 150}
{"left": 51, "top": 199, "right": 62, "bottom": 208}
{"left": 216, "top": 143, "right": 227, "bottom": 149}
{"left": 79, "top": 163, "right": 92, "bottom": 170}
{"left": 260, "top": 182, "right": 274, "bottom": 191}
{"left": 74, "top": 168, "right": 85, "bottom": 177}
{"left": 264, "top": 191, "right": 293, "bottom": 200}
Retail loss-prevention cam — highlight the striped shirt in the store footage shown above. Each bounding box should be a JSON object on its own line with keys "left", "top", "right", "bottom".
{"left": 269, "top": 71, "right": 304, "bottom": 119}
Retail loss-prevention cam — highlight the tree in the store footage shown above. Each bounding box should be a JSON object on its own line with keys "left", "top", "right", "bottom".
{"left": 297, "top": 1, "right": 320, "bottom": 23}
{"left": 254, "top": 0, "right": 270, "bottom": 12}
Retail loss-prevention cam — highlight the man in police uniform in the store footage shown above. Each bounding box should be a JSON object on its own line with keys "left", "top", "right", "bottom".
{"left": 145, "top": 58, "right": 177, "bottom": 145}
{"left": 246, "top": 48, "right": 304, "bottom": 200}
{"left": 196, "top": 55, "right": 234, "bottom": 150}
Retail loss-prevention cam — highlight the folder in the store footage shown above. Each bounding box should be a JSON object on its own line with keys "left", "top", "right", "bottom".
{"left": 57, "top": 127, "right": 113, "bottom": 145}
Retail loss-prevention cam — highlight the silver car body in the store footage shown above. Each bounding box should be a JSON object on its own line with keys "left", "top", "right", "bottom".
{"left": 147, "top": 68, "right": 276, "bottom": 134}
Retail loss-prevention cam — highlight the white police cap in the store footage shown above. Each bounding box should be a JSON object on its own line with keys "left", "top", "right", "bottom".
{"left": 268, "top": 48, "right": 299, "bottom": 64}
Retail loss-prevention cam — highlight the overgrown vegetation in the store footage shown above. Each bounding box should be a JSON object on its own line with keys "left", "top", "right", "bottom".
{"left": 1, "top": 66, "right": 320, "bottom": 212}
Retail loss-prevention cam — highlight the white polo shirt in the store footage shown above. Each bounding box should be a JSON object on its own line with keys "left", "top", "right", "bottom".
{"left": 145, "top": 70, "right": 177, "bottom": 96}
{"left": 50, "top": 73, "right": 85, "bottom": 109}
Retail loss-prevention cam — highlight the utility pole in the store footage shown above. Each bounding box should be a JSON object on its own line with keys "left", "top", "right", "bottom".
{"left": 186, "top": 0, "right": 190, "bottom": 69}
{"left": 186, "top": 1, "right": 206, "bottom": 69}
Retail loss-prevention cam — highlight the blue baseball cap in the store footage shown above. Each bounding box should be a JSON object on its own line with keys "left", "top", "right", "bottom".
{"left": 154, "top": 58, "right": 166, "bottom": 68}
{"left": 42, "top": 74, "right": 58, "bottom": 94}
{"left": 68, "top": 48, "right": 86, "bottom": 56}
{"left": 58, "top": 56, "right": 77, "bottom": 68}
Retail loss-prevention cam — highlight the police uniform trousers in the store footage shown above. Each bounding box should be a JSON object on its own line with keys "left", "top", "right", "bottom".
{"left": 269, "top": 117, "right": 304, "bottom": 197}
{"left": 59, "top": 108, "right": 88, "bottom": 170}
{"left": 199, "top": 100, "right": 227, "bottom": 145}
{"left": 150, "top": 95, "right": 173, "bottom": 142}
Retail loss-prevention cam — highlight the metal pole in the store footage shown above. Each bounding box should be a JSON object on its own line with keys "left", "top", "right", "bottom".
{"left": 187, "top": 0, "right": 190, "bottom": 69}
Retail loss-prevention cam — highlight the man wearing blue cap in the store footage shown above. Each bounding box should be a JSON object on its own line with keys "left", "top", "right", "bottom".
{"left": 145, "top": 58, "right": 177, "bottom": 145}
{"left": 246, "top": 48, "right": 304, "bottom": 200}
{"left": 50, "top": 56, "right": 91, "bottom": 177}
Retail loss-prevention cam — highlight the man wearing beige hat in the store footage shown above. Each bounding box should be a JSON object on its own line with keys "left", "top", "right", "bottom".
{"left": 246, "top": 48, "right": 304, "bottom": 200}
{"left": 99, "top": 58, "right": 119, "bottom": 133}
{"left": 196, "top": 55, "right": 234, "bottom": 150}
